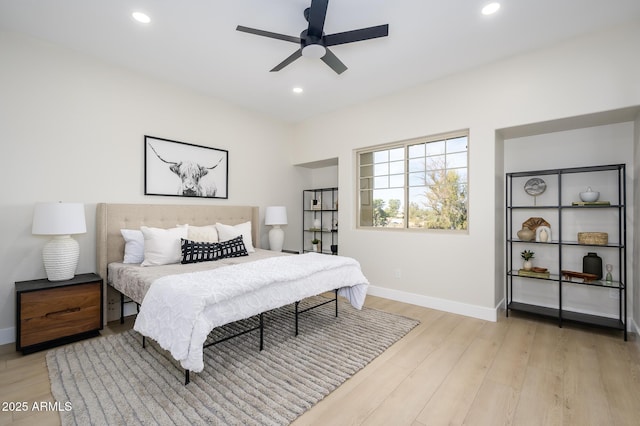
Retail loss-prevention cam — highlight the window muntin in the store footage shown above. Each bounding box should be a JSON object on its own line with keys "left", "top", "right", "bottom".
{"left": 358, "top": 132, "right": 468, "bottom": 231}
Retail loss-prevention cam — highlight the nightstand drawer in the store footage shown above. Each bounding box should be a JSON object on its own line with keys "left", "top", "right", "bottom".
{"left": 20, "top": 283, "right": 101, "bottom": 347}
{"left": 16, "top": 273, "right": 103, "bottom": 353}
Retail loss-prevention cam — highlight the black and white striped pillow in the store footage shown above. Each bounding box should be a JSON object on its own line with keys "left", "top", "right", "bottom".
{"left": 217, "top": 235, "right": 249, "bottom": 259}
{"left": 181, "top": 239, "right": 219, "bottom": 264}
{"left": 181, "top": 235, "right": 248, "bottom": 264}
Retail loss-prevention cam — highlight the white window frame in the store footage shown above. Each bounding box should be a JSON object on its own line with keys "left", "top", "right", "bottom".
{"left": 356, "top": 130, "right": 469, "bottom": 232}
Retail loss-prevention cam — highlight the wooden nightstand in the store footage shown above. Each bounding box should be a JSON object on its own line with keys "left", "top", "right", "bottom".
{"left": 16, "top": 273, "right": 103, "bottom": 354}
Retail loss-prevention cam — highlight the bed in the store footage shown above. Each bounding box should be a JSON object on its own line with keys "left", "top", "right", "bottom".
{"left": 95, "top": 203, "right": 369, "bottom": 383}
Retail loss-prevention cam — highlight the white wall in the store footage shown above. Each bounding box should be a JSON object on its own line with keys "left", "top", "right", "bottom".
{"left": 290, "top": 20, "right": 640, "bottom": 321}
{"left": 0, "top": 31, "right": 308, "bottom": 342}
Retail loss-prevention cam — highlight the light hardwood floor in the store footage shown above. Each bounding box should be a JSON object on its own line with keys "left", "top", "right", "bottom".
{"left": 1, "top": 296, "right": 639, "bottom": 425}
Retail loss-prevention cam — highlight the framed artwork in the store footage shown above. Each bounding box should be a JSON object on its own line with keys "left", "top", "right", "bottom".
{"left": 144, "top": 135, "right": 228, "bottom": 199}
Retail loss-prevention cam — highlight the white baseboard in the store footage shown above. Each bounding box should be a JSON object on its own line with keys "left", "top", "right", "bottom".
{"left": 0, "top": 327, "right": 15, "bottom": 345}
{"left": 367, "top": 285, "right": 498, "bottom": 322}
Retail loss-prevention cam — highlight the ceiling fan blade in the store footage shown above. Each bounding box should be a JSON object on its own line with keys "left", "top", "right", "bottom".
{"left": 324, "top": 24, "right": 389, "bottom": 46}
{"left": 270, "top": 49, "right": 303, "bottom": 72}
{"left": 236, "top": 25, "right": 301, "bottom": 44}
{"left": 307, "top": 0, "right": 329, "bottom": 38}
{"left": 321, "top": 48, "right": 347, "bottom": 75}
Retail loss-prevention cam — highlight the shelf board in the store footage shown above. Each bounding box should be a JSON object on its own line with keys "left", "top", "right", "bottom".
{"left": 560, "top": 241, "right": 623, "bottom": 248}
{"left": 508, "top": 302, "right": 559, "bottom": 319}
{"left": 508, "top": 270, "right": 558, "bottom": 282}
{"left": 507, "top": 239, "right": 622, "bottom": 248}
{"left": 561, "top": 311, "right": 624, "bottom": 329}
{"left": 561, "top": 204, "right": 622, "bottom": 209}
{"left": 506, "top": 164, "right": 624, "bottom": 178}
{"left": 509, "top": 270, "right": 624, "bottom": 289}
{"left": 561, "top": 279, "right": 624, "bottom": 289}
{"left": 508, "top": 205, "right": 557, "bottom": 210}
{"left": 508, "top": 204, "right": 622, "bottom": 210}
{"left": 507, "top": 239, "right": 560, "bottom": 245}
{"left": 508, "top": 302, "right": 625, "bottom": 330}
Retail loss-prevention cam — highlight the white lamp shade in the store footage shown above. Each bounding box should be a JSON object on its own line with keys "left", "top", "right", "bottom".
{"left": 265, "top": 206, "right": 288, "bottom": 226}
{"left": 32, "top": 202, "right": 86, "bottom": 281}
{"left": 32, "top": 202, "right": 87, "bottom": 235}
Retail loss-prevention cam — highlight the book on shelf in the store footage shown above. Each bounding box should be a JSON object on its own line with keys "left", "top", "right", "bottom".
{"left": 571, "top": 201, "right": 610, "bottom": 206}
{"left": 518, "top": 269, "right": 551, "bottom": 279}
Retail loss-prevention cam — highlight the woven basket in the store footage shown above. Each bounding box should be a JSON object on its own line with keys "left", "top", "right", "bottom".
{"left": 577, "top": 232, "right": 608, "bottom": 245}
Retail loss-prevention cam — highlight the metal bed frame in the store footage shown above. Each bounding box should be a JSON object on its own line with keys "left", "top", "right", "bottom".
{"left": 130, "top": 289, "right": 339, "bottom": 385}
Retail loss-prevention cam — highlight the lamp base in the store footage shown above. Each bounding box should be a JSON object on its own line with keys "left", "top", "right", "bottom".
{"left": 43, "top": 235, "right": 79, "bottom": 281}
{"left": 268, "top": 226, "right": 285, "bottom": 252}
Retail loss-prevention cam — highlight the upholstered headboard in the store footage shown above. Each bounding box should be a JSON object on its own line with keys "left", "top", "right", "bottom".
{"left": 96, "top": 203, "right": 260, "bottom": 281}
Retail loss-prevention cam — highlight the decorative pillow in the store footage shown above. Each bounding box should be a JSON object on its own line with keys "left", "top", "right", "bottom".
{"left": 187, "top": 224, "right": 218, "bottom": 243}
{"left": 215, "top": 221, "right": 255, "bottom": 252}
{"left": 181, "top": 239, "right": 219, "bottom": 264}
{"left": 120, "top": 229, "right": 144, "bottom": 264}
{"left": 140, "top": 226, "right": 188, "bottom": 266}
{"left": 181, "top": 235, "right": 248, "bottom": 264}
{"left": 217, "top": 235, "right": 249, "bottom": 259}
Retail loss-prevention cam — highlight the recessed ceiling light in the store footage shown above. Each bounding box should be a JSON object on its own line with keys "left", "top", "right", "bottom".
{"left": 132, "top": 12, "right": 151, "bottom": 24}
{"left": 482, "top": 2, "right": 500, "bottom": 15}
{"left": 293, "top": 87, "right": 303, "bottom": 94}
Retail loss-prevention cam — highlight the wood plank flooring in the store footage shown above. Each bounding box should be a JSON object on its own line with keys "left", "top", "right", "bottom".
{"left": 1, "top": 295, "right": 639, "bottom": 425}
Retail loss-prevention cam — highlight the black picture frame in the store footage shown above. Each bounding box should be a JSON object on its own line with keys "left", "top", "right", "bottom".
{"left": 144, "top": 135, "right": 228, "bottom": 199}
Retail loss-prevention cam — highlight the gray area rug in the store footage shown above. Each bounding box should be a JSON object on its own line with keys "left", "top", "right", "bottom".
{"left": 47, "top": 296, "right": 419, "bottom": 425}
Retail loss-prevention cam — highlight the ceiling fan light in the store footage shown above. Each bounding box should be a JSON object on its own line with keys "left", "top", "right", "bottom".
{"left": 302, "top": 44, "right": 327, "bottom": 59}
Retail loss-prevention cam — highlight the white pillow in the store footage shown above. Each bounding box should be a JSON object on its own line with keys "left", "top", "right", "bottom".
{"left": 120, "top": 229, "right": 144, "bottom": 264}
{"left": 187, "top": 224, "right": 218, "bottom": 243}
{"left": 215, "top": 221, "right": 255, "bottom": 252}
{"left": 140, "top": 225, "right": 188, "bottom": 266}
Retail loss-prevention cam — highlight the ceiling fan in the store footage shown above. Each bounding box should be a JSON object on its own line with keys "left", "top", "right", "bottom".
{"left": 236, "top": 0, "right": 389, "bottom": 75}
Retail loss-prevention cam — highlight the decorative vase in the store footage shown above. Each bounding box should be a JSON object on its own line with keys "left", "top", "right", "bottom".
{"left": 517, "top": 227, "right": 534, "bottom": 241}
{"left": 605, "top": 264, "right": 613, "bottom": 282}
{"left": 523, "top": 260, "right": 533, "bottom": 271}
{"left": 539, "top": 228, "right": 548, "bottom": 242}
{"left": 330, "top": 244, "right": 338, "bottom": 254}
{"left": 583, "top": 252, "right": 602, "bottom": 279}
{"left": 316, "top": 242, "right": 322, "bottom": 253}
{"left": 313, "top": 218, "right": 321, "bottom": 229}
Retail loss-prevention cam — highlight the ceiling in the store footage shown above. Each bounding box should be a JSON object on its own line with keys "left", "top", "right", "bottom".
{"left": 2, "top": 1, "right": 640, "bottom": 123}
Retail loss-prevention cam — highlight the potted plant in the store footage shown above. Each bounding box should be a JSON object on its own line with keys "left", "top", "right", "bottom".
{"left": 311, "top": 238, "right": 321, "bottom": 253}
{"left": 521, "top": 250, "right": 535, "bottom": 271}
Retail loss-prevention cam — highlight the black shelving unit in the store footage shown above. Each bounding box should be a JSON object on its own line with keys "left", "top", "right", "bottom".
{"left": 505, "top": 164, "right": 627, "bottom": 340}
{"left": 303, "top": 188, "right": 338, "bottom": 254}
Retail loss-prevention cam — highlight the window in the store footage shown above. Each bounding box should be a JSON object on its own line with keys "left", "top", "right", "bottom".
{"left": 358, "top": 131, "right": 468, "bottom": 231}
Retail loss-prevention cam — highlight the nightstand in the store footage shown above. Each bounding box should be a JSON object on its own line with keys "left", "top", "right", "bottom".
{"left": 16, "top": 273, "right": 103, "bottom": 354}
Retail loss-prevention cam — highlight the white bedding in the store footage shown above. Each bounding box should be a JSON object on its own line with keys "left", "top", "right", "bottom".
{"left": 133, "top": 253, "right": 369, "bottom": 372}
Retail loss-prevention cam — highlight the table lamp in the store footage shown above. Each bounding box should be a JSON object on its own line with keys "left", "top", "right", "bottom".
{"left": 265, "top": 206, "right": 287, "bottom": 252}
{"left": 32, "top": 202, "right": 87, "bottom": 281}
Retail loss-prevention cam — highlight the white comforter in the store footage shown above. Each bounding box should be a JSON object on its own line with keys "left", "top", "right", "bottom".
{"left": 134, "top": 253, "right": 369, "bottom": 372}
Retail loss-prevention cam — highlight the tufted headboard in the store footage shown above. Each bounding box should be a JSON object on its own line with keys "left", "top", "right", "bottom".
{"left": 96, "top": 202, "right": 260, "bottom": 287}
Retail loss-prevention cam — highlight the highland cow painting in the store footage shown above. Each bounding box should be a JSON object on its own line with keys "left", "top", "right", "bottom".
{"left": 144, "top": 135, "right": 228, "bottom": 199}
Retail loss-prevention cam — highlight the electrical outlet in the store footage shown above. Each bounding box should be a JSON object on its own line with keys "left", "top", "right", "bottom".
{"left": 609, "top": 289, "right": 620, "bottom": 299}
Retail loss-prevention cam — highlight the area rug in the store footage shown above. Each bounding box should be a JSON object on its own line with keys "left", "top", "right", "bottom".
{"left": 47, "top": 297, "right": 419, "bottom": 425}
